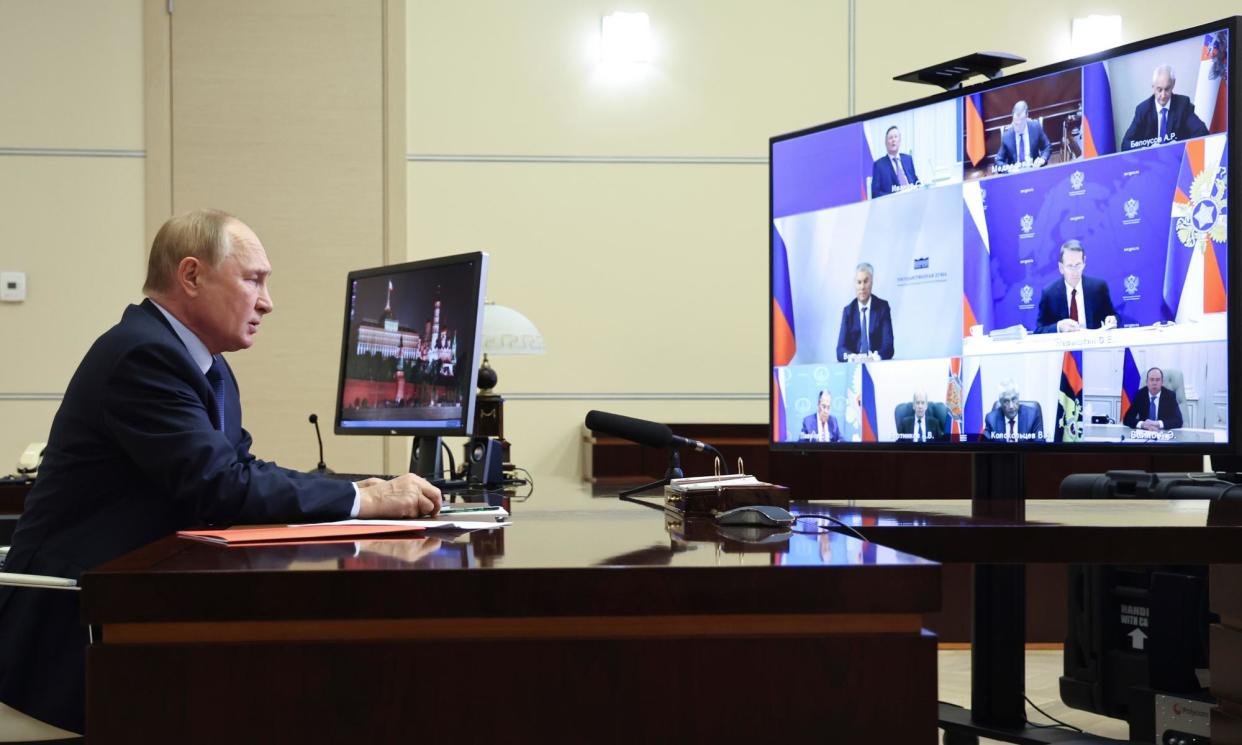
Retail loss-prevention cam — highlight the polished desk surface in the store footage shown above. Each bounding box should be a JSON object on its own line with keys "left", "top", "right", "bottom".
{"left": 797, "top": 498, "right": 1242, "bottom": 563}
{"left": 83, "top": 482, "right": 945, "bottom": 744}
{"left": 82, "top": 485, "right": 939, "bottom": 625}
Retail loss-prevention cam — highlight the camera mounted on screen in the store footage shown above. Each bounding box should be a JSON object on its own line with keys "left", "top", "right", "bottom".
{"left": 893, "top": 51, "right": 1026, "bottom": 90}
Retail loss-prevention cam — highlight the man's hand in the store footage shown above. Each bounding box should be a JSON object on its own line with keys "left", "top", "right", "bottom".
{"left": 1102, "top": 315, "right": 1118, "bottom": 330}
{"left": 1033, "top": 156, "right": 1046, "bottom": 168}
{"left": 356, "top": 474, "right": 442, "bottom": 519}
{"left": 1056, "top": 318, "right": 1082, "bottom": 333}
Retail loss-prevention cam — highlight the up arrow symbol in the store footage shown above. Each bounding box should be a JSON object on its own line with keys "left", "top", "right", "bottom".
{"left": 1128, "top": 628, "right": 1147, "bottom": 650}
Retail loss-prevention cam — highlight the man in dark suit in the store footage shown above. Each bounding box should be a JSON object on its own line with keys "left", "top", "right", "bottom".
{"left": 1123, "top": 367, "right": 1183, "bottom": 430}
{"left": 1035, "top": 239, "right": 1118, "bottom": 334}
{"left": 871, "top": 125, "right": 920, "bottom": 198}
{"left": 800, "top": 390, "right": 841, "bottom": 442}
{"left": 0, "top": 210, "right": 442, "bottom": 734}
{"left": 983, "top": 381, "right": 1044, "bottom": 442}
{"left": 836, "top": 262, "right": 895, "bottom": 362}
{"left": 994, "top": 100, "right": 1051, "bottom": 171}
{"left": 1120, "top": 64, "right": 1208, "bottom": 151}
{"left": 897, "top": 390, "right": 944, "bottom": 442}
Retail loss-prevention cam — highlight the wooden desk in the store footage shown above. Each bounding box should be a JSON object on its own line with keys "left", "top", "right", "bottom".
{"left": 0, "top": 480, "right": 31, "bottom": 514}
{"left": 799, "top": 499, "right": 1242, "bottom": 744}
{"left": 81, "top": 502, "right": 941, "bottom": 744}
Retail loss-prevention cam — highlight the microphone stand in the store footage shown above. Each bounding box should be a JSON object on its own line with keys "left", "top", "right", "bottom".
{"left": 308, "top": 414, "right": 333, "bottom": 475}
{"left": 619, "top": 448, "right": 684, "bottom": 501}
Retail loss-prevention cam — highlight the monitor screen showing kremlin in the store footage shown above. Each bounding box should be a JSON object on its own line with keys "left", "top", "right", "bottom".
{"left": 770, "top": 21, "right": 1233, "bottom": 450}
{"left": 334, "top": 253, "right": 488, "bottom": 436}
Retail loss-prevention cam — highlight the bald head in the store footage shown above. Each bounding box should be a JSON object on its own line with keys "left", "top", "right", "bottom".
{"left": 144, "top": 209, "right": 242, "bottom": 295}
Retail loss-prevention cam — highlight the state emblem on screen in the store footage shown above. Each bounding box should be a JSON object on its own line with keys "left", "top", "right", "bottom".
{"left": 1070, "top": 170, "right": 1085, "bottom": 191}
{"left": 1020, "top": 284, "right": 1034, "bottom": 304}
{"left": 1124, "top": 274, "right": 1140, "bottom": 296}
{"left": 1020, "top": 214, "right": 1034, "bottom": 234}
{"left": 1124, "top": 198, "right": 1140, "bottom": 220}
{"left": 1175, "top": 166, "right": 1228, "bottom": 251}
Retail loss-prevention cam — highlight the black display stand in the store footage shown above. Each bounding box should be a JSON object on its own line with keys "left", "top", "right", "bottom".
{"left": 941, "top": 454, "right": 1138, "bottom": 744}
{"left": 969, "top": 453, "right": 1027, "bottom": 730}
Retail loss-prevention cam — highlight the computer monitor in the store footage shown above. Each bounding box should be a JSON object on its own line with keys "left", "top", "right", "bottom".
{"left": 770, "top": 18, "right": 1237, "bottom": 455}
{"left": 333, "top": 252, "right": 489, "bottom": 475}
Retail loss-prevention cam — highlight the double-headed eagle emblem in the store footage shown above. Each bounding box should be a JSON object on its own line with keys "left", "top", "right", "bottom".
{"left": 1175, "top": 166, "right": 1228, "bottom": 251}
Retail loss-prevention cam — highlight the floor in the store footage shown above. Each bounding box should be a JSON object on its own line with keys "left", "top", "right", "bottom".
{"left": 938, "top": 649, "right": 1132, "bottom": 744}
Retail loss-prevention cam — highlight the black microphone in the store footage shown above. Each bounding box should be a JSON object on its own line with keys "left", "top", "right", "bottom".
{"left": 584, "top": 411, "right": 728, "bottom": 473}
{"left": 308, "top": 413, "right": 332, "bottom": 474}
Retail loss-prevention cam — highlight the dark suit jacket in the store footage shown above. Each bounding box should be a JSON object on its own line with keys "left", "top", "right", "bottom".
{"left": 995, "top": 120, "right": 1052, "bottom": 166}
{"left": 1120, "top": 94, "right": 1208, "bottom": 151}
{"left": 983, "top": 404, "right": 1044, "bottom": 441}
{"left": 897, "top": 414, "right": 944, "bottom": 441}
{"left": 836, "top": 296, "right": 895, "bottom": 361}
{"left": 1123, "top": 389, "right": 1184, "bottom": 430}
{"left": 0, "top": 300, "right": 355, "bottom": 733}
{"left": 871, "top": 153, "right": 919, "bottom": 198}
{"left": 800, "top": 413, "right": 841, "bottom": 442}
{"left": 1034, "top": 276, "right": 1117, "bottom": 334}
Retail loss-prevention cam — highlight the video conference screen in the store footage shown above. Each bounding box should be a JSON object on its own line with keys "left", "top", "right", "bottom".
{"left": 336, "top": 255, "right": 486, "bottom": 434}
{"left": 771, "top": 25, "right": 1231, "bottom": 449}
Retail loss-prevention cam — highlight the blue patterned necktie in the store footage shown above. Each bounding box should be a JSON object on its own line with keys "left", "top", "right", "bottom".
{"left": 205, "top": 356, "right": 226, "bottom": 432}
{"left": 1149, "top": 396, "right": 1157, "bottom": 422}
{"left": 860, "top": 307, "right": 870, "bottom": 354}
{"left": 1159, "top": 107, "right": 1168, "bottom": 141}
{"left": 1017, "top": 132, "right": 1025, "bottom": 163}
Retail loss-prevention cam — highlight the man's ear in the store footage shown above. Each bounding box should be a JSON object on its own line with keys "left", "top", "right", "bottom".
{"left": 176, "top": 256, "right": 203, "bottom": 297}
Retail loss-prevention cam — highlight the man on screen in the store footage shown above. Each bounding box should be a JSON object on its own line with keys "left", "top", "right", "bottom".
{"left": 871, "top": 126, "right": 920, "bottom": 198}
{"left": 984, "top": 381, "right": 1044, "bottom": 442}
{"left": 1120, "top": 64, "right": 1208, "bottom": 151}
{"left": 994, "top": 100, "right": 1051, "bottom": 171}
{"left": 835, "top": 262, "right": 895, "bottom": 362}
{"left": 897, "top": 390, "right": 943, "bottom": 442}
{"left": 0, "top": 209, "right": 442, "bottom": 734}
{"left": 800, "top": 390, "right": 842, "bottom": 442}
{"left": 1122, "top": 367, "right": 1183, "bottom": 431}
{"left": 1035, "top": 240, "right": 1118, "bottom": 334}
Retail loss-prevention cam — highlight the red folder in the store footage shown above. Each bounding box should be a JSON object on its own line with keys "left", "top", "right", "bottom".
{"left": 177, "top": 524, "right": 425, "bottom": 545}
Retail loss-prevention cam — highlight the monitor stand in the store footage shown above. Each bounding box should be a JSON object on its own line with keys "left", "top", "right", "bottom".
{"left": 410, "top": 436, "right": 443, "bottom": 479}
{"left": 967, "top": 453, "right": 1027, "bottom": 734}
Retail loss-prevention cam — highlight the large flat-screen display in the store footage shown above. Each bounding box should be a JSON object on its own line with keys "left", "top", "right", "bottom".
{"left": 771, "top": 19, "right": 1236, "bottom": 451}
{"left": 334, "top": 252, "right": 488, "bottom": 437}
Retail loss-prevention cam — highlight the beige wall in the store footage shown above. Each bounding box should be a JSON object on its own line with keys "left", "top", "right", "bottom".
{"left": 159, "top": 0, "right": 402, "bottom": 475}
{"left": 1, "top": 1, "right": 1236, "bottom": 482}
{"left": 406, "top": 0, "right": 849, "bottom": 482}
{"left": 855, "top": 1, "right": 1241, "bottom": 113}
{"left": 0, "top": 0, "right": 145, "bottom": 472}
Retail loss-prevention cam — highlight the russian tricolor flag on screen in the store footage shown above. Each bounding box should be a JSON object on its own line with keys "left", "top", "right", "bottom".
{"left": 772, "top": 368, "right": 787, "bottom": 441}
{"left": 965, "top": 93, "right": 985, "bottom": 167}
{"left": 1120, "top": 348, "right": 1140, "bottom": 420}
{"left": 1081, "top": 62, "right": 1115, "bottom": 158}
{"left": 963, "top": 360, "right": 983, "bottom": 439}
{"left": 962, "top": 182, "right": 992, "bottom": 336}
{"left": 772, "top": 226, "right": 797, "bottom": 366}
{"left": 860, "top": 365, "right": 877, "bottom": 442}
